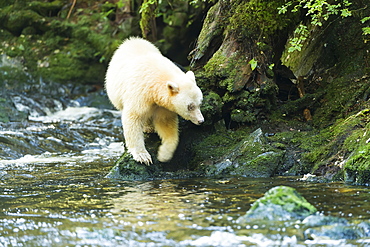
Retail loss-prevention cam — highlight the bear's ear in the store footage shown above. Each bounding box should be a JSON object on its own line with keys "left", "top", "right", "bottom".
{"left": 186, "top": 71, "right": 196, "bottom": 82}
{"left": 167, "top": 81, "right": 179, "bottom": 94}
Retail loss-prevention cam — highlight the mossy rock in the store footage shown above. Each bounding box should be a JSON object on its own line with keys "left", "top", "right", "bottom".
{"left": 344, "top": 128, "right": 370, "bottom": 186}
{"left": 237, "top": 186, "right": 317, "bottom": 224}
{"left": 105, "top": 148, "right": 203, "bottom": 181}
{"left": 105, "top": 151, "right": 154, "bottom": 180}
{"left": 232, "top": 151, "right": 284, "bottom": 177}
{"left": 200, "top": 91, "right": 223, "bottom": 125}
{"left": 27, "top": 0, "right": 65, "bottom": 17}
{"left": 0, "top": 7, "right": 47, "bottom": 36}
{"left": 197, "top": 128, "right": 285, "bottom": 178}
{"left": 189, "top": 1, "right": 224, "bottom": 67}
{"left": 105, "top": 125, "right": 208, "bottom": 180}
{"left": 304, "top": 224, "right": 363, "bottom": 240}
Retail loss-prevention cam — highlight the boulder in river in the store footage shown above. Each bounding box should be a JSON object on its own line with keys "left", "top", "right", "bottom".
{"left": 237, "top": 186, "right": 317, "bottom": 223}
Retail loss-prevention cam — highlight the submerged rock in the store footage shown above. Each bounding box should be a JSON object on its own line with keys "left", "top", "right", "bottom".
{"left": 234, "top": 185, "right": 370, "bottom": 242}
{"left": 304, "top": 224, "right": 363, "bottom": 240}
{"left": 302, "top": 215, "right": 370, "bottom": 240}
{"left": 237, "top": 186, "right": 317, "bottom": 223}
{"left": 302, "top": 215, "right": 349, "bottom": 227}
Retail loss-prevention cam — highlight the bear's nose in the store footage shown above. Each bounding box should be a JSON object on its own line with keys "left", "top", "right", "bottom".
{"left": 198, "top": 119, "right": 204, "bottom": 124}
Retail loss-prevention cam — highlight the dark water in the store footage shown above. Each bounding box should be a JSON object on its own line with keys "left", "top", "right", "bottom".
{"left": 0, "top": 154, "right": 369, "bottom": 246}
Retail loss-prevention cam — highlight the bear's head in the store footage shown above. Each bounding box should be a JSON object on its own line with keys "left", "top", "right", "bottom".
{"left": 167, "top": 71, "right": 204, "bottom": 125}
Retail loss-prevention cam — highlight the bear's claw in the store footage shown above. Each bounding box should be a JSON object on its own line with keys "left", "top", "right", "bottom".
{"left": 129, "top": 149, "right": 153, "bottom": 165}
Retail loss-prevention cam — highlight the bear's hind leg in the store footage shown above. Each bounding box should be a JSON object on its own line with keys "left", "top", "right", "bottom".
{"left": 153, "top": 108, "right": 179, "bottom": 163}
{"left": 121, "top": 113, "right": 152, "bottom": 165}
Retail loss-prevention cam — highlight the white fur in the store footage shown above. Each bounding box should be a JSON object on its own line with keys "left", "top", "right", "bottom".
{"left": 105, "top": 37, "right": 204, "bottom": 165}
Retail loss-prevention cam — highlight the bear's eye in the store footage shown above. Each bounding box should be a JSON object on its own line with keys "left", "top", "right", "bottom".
{"left": 188, "top": 103, "right": 195, "bottom": 111}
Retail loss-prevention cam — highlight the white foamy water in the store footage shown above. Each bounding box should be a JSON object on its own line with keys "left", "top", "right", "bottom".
{"left": 0, "top": 106, "right": 124, "bottom": 165}
{"left": 29, "top": 106, "right": 121, "bottom": 123}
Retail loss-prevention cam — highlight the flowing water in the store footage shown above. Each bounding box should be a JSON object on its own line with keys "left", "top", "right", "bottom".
{"left": 0, "top": 80, "right": 370, "bottom": 246}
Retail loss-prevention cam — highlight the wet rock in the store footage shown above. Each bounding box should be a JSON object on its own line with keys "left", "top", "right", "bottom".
{"left": 304, "top": 224, "right": 362, "bottom": 240}
{"left": 233, "top": 185, "right": 370, "bottom": 242}
{"left": 189, "top": 1, "right": 224, "bottom": 68}
{"left": 237, "top": 186, "right": 317, "bottom": 224}
{"left": 105, "top": 151, "right": 154, "bottom": 180}
{"left": 302, "top": 217, "right": 370, "bottom": 240}
{"left": 293, "top": 108, "right": 370, "bottom": 185}
{"left": 358, "top": 221, "right": 370, "bottom": 237}
{"left": 105, "top": 148, "right": 203, "bottom": 181}
{"left": 105, "top": 125, "right": 206, "bottom": 181}
{"left": 302, "top": 215, "right": 349, "bottom": 227}
{"left": 200, "top": 128, "right": 285, "bottom": 178}
{"left": 344, "top": 116, "right": 370, "bottom": 186}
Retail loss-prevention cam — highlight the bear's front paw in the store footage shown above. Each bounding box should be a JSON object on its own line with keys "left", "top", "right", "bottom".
{"left": 129, "top": 149, "right": 152, "bottom": 165}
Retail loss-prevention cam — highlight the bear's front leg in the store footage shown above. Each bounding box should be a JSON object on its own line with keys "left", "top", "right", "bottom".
{"left": 153, "top": 108, "right": 179, "bottom": 163}
{"left": 121, "top": 113, "right": 152, "bottom": 165}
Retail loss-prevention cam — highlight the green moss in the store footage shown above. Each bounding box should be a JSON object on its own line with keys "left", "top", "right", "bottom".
{"left": 27, "top": 0, "right": 64, "bottom": 17}
{"left": 194, "top": 128, "right": 285, "bottom": 178}
{"left": 201, "top": 47, "right": 278, "bottom": 125}
{"left": 139, "top": 0, "right": 158, "bottom": 39}
{"left": 203, "top": 50, "right": 235, "bottom": 91}
{"left": 190, "top": 1, "right": 225, "bottom": 67}
{"left": 251, "top": 186, "right": 316, "bottom": 215}
{"left": 201, "top": 91, "right": 223, "bottom": 124}
{"left": 231, "top": 109, "right": 256, "bottom": 123}
{"left": 192, "top": 127, "right": 249, "bottom": 165}
{"left": 343, "top": 119, "right": 370, "bottom": 185}
{"left": 0, "top": 7, "right": 46, "bottom": 36}
{"left": 233, "top": 151, "right": 284, "bottom": 178}
{"left": 264, "top": 107, "right": 370, "bottom": 182}
{"left": 238, "top": 186, "right": 317, "bottom": 223}
{"left": 274, "top": 109, "right": 370, "bottom": 182}
{"left": 228, "top": 0, "right": 296, "bottom": 39}
{"left": 105, "top": 152, "right": 152, "bottom": 180}
{"left": 0, "top": 1, "right": 132, "bottom": 84}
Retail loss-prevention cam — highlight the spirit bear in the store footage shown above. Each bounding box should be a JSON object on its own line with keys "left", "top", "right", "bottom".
{"left": 105, "top": 37, "right": 204, "bottom": 165}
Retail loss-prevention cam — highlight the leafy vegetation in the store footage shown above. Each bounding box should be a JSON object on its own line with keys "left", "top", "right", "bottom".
{"left": 278, "top": 0, "right": 355, "bottom": 52}
{"left": 361, "top": 16, "right": 370, "bottom": 42}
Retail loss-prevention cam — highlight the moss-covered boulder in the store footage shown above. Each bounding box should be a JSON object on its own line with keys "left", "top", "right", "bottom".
{"left": 237, "top": 186, "right": 317, "bottom": 224}
{"left": 232, "top": 186, "right": 370, "bottom": 242}
{"left": 291, "top": 109, "right": 370, "bottom": 185}
{"left": 105, "top": 126, "right": 288, "bottom": 180}
{"left": 197, "top": 128, "right": 285, "bottom": 178}
{"left": 105, "top": 151, "right": 155, "bottom": 180}
{"left": 343, "top": 112, "right": 370, "bottom": 185}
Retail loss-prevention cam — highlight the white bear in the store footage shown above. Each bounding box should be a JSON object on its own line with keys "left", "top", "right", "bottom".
{"left": 105, "top": 37, "right": 204, "bottom": 165}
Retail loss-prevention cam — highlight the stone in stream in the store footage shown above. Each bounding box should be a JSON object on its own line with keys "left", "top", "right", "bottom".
{"left": 237, "top": 186, "right": 317, "bottom": 223}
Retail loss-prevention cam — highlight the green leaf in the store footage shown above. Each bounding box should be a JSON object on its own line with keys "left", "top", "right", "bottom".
{"left": 249, "top": 58, "right": 258, "bottom": 71}
{"left": 361, "top": 17, "right": 370, "bottom": 24}
{"left": 362, "top": 27, "right": 370, "bottom": 36}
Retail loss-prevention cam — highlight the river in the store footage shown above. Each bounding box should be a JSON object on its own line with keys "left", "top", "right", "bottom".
{"left": 0, "top": 81, "right": 369, "bottom": 246}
